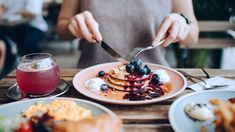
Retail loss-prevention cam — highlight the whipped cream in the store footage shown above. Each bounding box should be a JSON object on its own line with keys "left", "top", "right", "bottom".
{"left": 85, "top": 78, "right": 106, "bottom": 93}
{"left": 184, "top": 103, "right": 214, "bottom": 121}
{"left": 153, "top": 70, "right": 170, "bottom": 83}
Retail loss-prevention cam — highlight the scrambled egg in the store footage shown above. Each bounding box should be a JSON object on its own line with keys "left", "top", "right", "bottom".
{"left": 23, "top": 100, "right": 92, "bottom": 121}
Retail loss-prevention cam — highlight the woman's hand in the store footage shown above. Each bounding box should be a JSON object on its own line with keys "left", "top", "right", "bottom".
{"left": 68, "top": 11, "right": 102, "bottom": 43}
{"left": 153, "top": 13, "right": 190, "bottom": 47}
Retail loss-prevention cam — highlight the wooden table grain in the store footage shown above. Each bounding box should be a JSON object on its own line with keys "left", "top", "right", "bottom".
{"left": 1, "top": 68, "right": 235, "bottom": 132}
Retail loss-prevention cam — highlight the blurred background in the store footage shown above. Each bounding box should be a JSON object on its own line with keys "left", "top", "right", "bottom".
{"left": 0, "top": 0, "right": 234, "bottom": 79}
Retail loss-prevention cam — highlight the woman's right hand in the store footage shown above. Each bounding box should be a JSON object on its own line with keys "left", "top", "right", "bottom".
{"left": 68, "top": 11, "right": 102, "bottom": 43}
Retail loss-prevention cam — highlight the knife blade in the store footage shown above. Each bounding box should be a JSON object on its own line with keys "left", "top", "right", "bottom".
{"left": 100, "top": 41, "right": 128, "bottom": 64}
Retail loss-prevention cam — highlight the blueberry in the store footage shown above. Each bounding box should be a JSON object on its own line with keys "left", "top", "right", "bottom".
{"left": 152, "top": 74, "right": 160, "bottom": 84}
{"left": 100, "top": 84, "right": 108, "bottom": 91}
{"left": 143, "top": 67, "right": 148, "bottom": 74}
{"left": 144, "top": 65, "right": 151, "bottom": 74}
{"left": 135, "top": 65, "right": 142, "bottom": 73}
{"left": 130, "top": 59, "right": 142, "bottom": 68}
{"left": 98, "top": 71, "right": 105, "bottom": 77}
{"left": 130, "top": 60, "right": 135, "bottom": 65}
{"left": 136, "top": 67, "right": 142, "bottom": 75}
{"left": 137, "top": 68, "right": 146, "bottom": 76}
{"left": 126, "top": 64, "right": 135, "bottom": 73}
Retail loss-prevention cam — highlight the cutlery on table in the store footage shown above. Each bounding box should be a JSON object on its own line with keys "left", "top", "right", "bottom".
{"left": 200, "top": 68, "right": 211, "bottom": 78}
{"left": 177, "top": 70, "right": 229, "bottom": 90}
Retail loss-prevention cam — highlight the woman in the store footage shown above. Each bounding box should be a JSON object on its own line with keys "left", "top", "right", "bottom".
{"left": 57, "top": 0, "right": 199, "bottom": 68}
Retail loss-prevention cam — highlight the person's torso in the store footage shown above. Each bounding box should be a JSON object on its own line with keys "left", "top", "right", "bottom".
{"left": 78, "top": 0, "right": 172, "bottom": 68}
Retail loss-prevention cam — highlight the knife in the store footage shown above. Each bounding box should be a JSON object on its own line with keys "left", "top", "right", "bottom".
{"left": 100, "top": 41, "right": 128, "bottom": 64}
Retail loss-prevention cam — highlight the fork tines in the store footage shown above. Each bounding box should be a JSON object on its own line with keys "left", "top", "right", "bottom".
{"left": 126, "top": 48, "right": 143, "bottom": 62}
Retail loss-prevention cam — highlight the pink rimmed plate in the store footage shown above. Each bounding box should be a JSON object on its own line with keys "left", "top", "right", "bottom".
{"left": 73, "top": 62, "right": 187, "bottom": 105}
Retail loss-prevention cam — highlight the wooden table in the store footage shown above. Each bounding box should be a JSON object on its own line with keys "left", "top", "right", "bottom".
{"left": 1, "top": 68, "right": 235, "bottom": 132}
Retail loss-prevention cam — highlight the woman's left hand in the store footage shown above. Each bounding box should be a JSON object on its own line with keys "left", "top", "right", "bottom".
{"left": 153, "top": 13, "right": 190, "bottom": 47}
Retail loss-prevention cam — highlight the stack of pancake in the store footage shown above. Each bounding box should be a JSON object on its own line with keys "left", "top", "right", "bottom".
{"left": 106, "top": 65, "right": 152, "bottom": 91}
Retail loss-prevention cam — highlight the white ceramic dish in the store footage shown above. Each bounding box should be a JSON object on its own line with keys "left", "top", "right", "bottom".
{"left": 169, "top": 90, "right": 235, "bottom": 132}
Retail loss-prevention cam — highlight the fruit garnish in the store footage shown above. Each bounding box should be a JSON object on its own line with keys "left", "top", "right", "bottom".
{"left": 126, "top": 64, "right": 135, "bottom": 73}
{"left": 151, "top": 74, "right": 160, "bottom": 85}
{"left": 126, "top": 59, "right": 150, "bottom": 76}
{"left": 98, "top": 71, "right": 105, "bottom": 77}
{"left": 144, "top": 65, "right": 151, "bottom": 74}
{"left": 130, "top": 59, "right": 142, "bottom": 68}
{"left": 100, "top": 84, "right": 108, "bottom": 91}
{"left": 228, "top": 98, "right": 235, "bottom": 104}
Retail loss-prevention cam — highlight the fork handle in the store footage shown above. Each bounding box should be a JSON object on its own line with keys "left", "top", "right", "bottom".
{"left": 153, "top": 39, "right": 165, "bottom": 48}
{"left": 143, "top": 39, "right": 166, "bottom": 51}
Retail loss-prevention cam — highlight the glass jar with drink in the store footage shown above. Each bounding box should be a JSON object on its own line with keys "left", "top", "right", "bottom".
{"left": 16, "top": 53, "right": 60, "bottom": 96}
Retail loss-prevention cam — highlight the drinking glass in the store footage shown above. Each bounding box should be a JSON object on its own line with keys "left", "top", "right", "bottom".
{"left": 16, "top": 53, "right": 60, "bottom": 96}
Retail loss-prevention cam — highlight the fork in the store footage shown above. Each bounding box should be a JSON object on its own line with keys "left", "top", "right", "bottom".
{"left": 126, "top": 39, "right": 165, "bottom": 62}
{"left": 177, "top": 70, "right": 229, "bottom": 90}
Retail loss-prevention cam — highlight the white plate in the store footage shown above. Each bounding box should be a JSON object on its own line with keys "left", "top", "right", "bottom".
{"left": 169, "top": 90, "right": 235, "bottom": 132}
{"left": 0, "top": 97, "right": 116, "bottom": 118}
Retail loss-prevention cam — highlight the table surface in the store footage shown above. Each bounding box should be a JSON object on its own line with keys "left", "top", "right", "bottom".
{"left": 1, "top": 68, "right": 235, "bottom": 132}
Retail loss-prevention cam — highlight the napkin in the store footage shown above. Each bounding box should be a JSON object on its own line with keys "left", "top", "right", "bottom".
{"left": 188, "top": 76, "right": 235, "bottom": 91}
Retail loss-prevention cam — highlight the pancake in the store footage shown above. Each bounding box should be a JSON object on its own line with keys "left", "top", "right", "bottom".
{"left": 105, "top": 64, "right": 155, "bottom": 91}
{"left": 108, "top": 76, "right": 150, "bottom": 87}
{"left": 109, "top": 65, "right": 152, "bottom": 81}
{"left": 106, "top": 79, "right": 125, "bottom": 91}
{"left": 108, "top": 76, "right": 130, "bottom": 86}
{"left": 109, "top": 65, "right": 129, "bottom": 80}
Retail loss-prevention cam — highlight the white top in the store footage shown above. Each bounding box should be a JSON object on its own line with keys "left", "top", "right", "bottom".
{"left": 0, "top": 0, "right": 48, "bottom": 32}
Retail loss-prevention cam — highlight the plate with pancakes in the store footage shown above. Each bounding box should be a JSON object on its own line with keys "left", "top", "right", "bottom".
{"left": 73, "top": 61, "right": 187, "bottom": 105}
